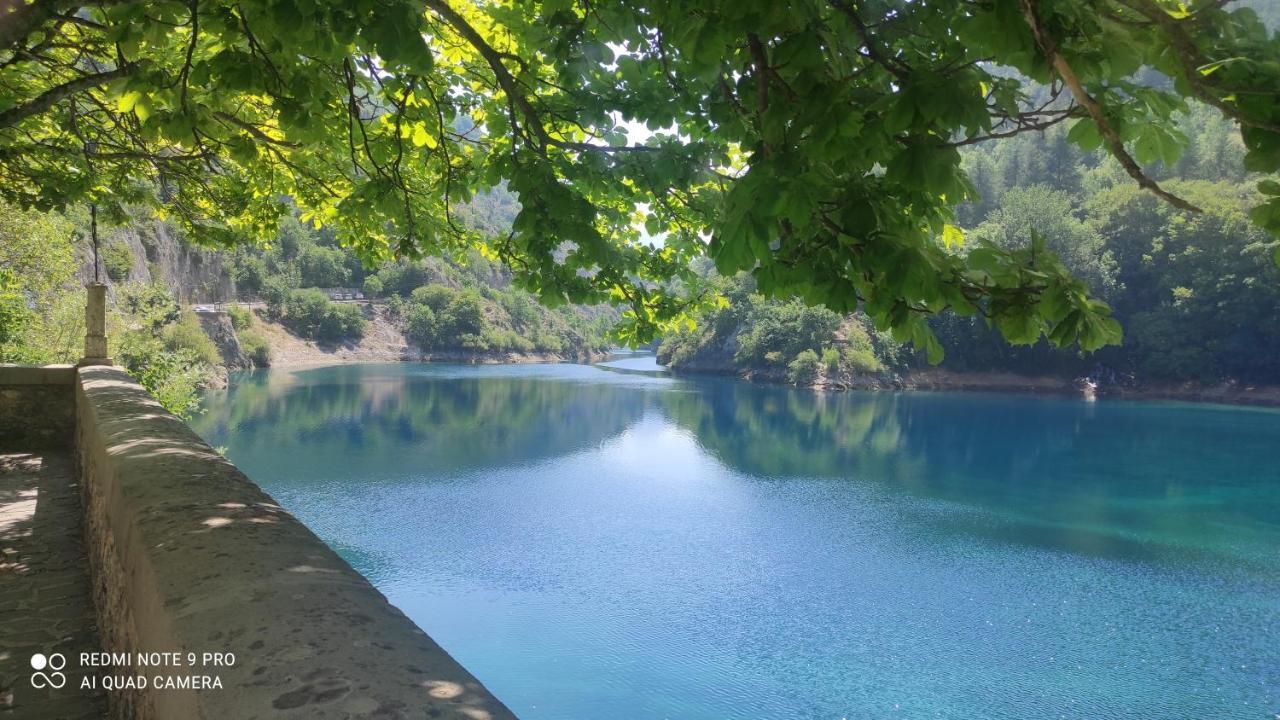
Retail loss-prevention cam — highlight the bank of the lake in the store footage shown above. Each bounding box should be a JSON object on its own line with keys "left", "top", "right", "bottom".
{"left": 193, "top": 361, "right": 1280, "bottom": 720}
{"left": 652, "top": 355, "right": 1280, "bottom": 409}
{"left": 227, "top": 303, "right": 608, "bottom": 369}
{"left": 221, "top": 331, "right": 1280, "bottom": 409}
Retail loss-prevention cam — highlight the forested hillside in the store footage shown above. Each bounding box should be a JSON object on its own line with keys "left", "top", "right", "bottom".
{"left": 222, "top": 209, "right": 613, "bottom": 358}
{"left": 0, "top": 190, "right": 611, "bottom": 416}
{"left": 660, "top": 101, "right": 1280, "bottom": 388}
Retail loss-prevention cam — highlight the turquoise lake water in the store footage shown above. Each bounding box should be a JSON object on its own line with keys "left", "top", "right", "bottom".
{"left": 192, "top": 360, "right": 1280, "bottom": 719}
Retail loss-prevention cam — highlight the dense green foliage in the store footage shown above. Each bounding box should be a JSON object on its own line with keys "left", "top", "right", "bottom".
{"left": 277, "top": 289, "right": 367, "bottom": 344}
{"left": 0, "top": 203, "right": 80, "bottom": 363}
{"left": 665, "top": 102, "right": 1280, "bottom": 385}
{"left": 238, "top": 330, "right": 272, "bottom": 367}
{"left": 226, "top": 305, "right": 253, "bottom": 330}
{"left": 110, "top": 283, "right": 222, "bottom": 417}
{"left": 658, "top": 272, "right": 902, "bottom": 384}
{"left": 397, "top": 281, "right": 607, "bottom": 356}
{"left": 1092, "top": 185, "right": 1280, "bottom": 380}
{"left": 228, "top": 207, "right": 612, "bottom": 356}
{"left": 2, "top": 0, "right": 1278, "bottom": 356}
{"left": 101, "top": 240, "right": 135, "bottom": 282}
{"left": 934, "top": 106, "right": 1280, "bottom": 382}
{"left": 161, "top": 310, "right": 222, "bottom": 366}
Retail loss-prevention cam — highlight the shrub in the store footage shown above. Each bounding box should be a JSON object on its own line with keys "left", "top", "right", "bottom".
{"left": 283, "top": 288, "right": 328, "bottom": 330}
{"left": 261, "top": 277, "right": 292, "bottom": 320}
{"left": 384, "top": 294, "right": 405, "bottom": 320}
{"left": 821, "top": 347, "right": 842, "bottom": 373}
{"left": 735, "top": 299, "right": 841, "bottom": 366}
{"left": 227, "top": 305, "right": 253, "bottom": 330}
{"left": 102, "top": 240, "right": 134, "bottom": 281}
{"left": 843, "top": 347, "right": 883, "bottom": 373}
{"left": 238, "top": 330, "right": 271, "bottom": 367}
{"left": 410, "top": 284, "right": 456, "bottom": 312}
{"left": 362, "top": 275, "right": 384, "bottom": 298}
{"left": 500, "top": 290, "right": 538, "bottom": 327}
{"left": 161, "top": 310, "right": 221, "bottom": 366}
{"left": 298, "top": 244, "right": 350, "bottom": 287}
{"left": 281, "top": 288, "right": 365, "bottom": 342}
{"left": 436, "top": 290, "right": 486, "bottom": 338}
{"left": 788, "top": 349, "right": 821, "bottom": 384}
{"left": 325, "top": 299, "right": 366, "bottom": 338}
{"left": 114, "top": 330, "right": 204, "bottom": 419}
{"left": 120, "top": 283, "right": 180, "bottom": 330}
{"left": 375, "top": 262, "right": 430, "bottom": 296}
{"left": 404, "top": 289, "right": 492, "bottom": 351}
{"left": 0, "top": 272, "right": 33, "bottom": 354}
{"left": 405, "top": 304, "right": 437, "bottom": 348}
{"left": 531, "top": 328, "right": 563, "bottom": 353}
{"left": 843, "top": 320, "right": 885, "bottom": 373}
{"left": 318, "top": 303, "right": 365, "bottom": 343}
{"left": 483, "top": 328, "right": 534, "bottom": 353}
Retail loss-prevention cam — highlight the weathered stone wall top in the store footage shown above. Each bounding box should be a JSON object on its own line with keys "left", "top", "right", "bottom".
{"left": 0, "top": 365, "right": 75, "bottom": 450}
{"left": 75, "top": 365, "right": 514, "bottom": 719}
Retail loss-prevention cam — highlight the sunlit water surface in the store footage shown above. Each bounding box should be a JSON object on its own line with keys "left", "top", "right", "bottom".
{"left": 193, "top": 360, "right": 1280, "bottom": 719}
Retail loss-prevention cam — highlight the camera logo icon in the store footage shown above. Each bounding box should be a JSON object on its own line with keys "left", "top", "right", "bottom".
{"left": 30, "top": 653, "right": 67, "bottom": 689}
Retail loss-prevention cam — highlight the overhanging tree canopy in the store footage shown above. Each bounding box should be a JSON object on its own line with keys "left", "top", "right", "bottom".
{"left": 1, "top": 0, "right": 1278, "bottom": 355}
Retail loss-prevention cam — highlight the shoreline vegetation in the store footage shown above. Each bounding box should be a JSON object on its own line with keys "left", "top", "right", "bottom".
{"left": 226, "top": 332, "right": 1280, "bottom": 410}
{"left": 657, "top": 362, "right": 1280, "bottom": 409}
{"left": 238, "top": 301, "right": 608, "bottom": 370}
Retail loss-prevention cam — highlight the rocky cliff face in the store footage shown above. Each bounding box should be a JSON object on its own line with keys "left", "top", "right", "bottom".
{"left": 197, "top": 312, "right": 252, "bottom": 370}
{"left": 79, "top": 217, "right": 235, "bottom": 302}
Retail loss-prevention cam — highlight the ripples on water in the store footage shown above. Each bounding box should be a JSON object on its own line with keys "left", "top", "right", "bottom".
{"left": 193, "top": 360, "right": 1280, "bottom": 719}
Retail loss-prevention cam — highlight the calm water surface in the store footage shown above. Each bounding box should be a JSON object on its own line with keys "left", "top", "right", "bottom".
{"left": 193, "top": 360, "right": 1280, "bottom": 719}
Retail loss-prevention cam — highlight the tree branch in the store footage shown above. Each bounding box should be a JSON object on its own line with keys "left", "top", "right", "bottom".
{"left": 424, "top": 0, "right": 660, "bottom": 156}
{"left": 829, "top": 0, "right": 911, "bottom": 81}
{"left": 0, "top": 66, "right": 130, "bottom": 129}
{"left": 946, "top": 107, "right": 1079, "bottom": 146}
{"left": 211, "top": 111, "right": 298, "bottom": 147}
{"left": 1018, "top": 0, "right": 1200, "bottom": 212}
{"left": 1116, "top": 0, "right": 1280, "bottom": 134}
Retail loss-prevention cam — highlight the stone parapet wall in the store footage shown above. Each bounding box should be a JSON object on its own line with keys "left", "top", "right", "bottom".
{"left": 74, "top": 366, "right": 514, "bottom": 719}
{"left": 0, "top": 365, "right": 75, "bottom": 450}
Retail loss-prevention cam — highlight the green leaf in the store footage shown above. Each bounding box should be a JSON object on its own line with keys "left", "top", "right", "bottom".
{"left": 996, "top": 305, "right": 1040, "bottom": 345}
{"left": 883, "top": 96, "right": 916, "bottom": 135}
{"left": 370, "top": 6, "right": 433, "bottom": 75}
{"left": 117, "top": 90, "right": 142, "bottom": 113}
{"left": 411, "top": 123, "right": 435, "bottom": 148}
{"left": 132, "top": 98, "right": 151, "bottom": 123}
{"left": 1037, "top": 281, "right": 1071, "bottom": 323}
{"left": 1134, "top": 127, "right": 1160, "bottom": 165}
{"left": 1067, "top": 119, "right": 1103, "bottom": 152}
{"left": 941, "top": 224, "right": 964, "bottom": 249}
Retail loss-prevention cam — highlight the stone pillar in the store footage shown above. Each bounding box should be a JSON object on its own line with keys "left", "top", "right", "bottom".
{"left": 80, "top": 283, "right": 112, "bottom": 366}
